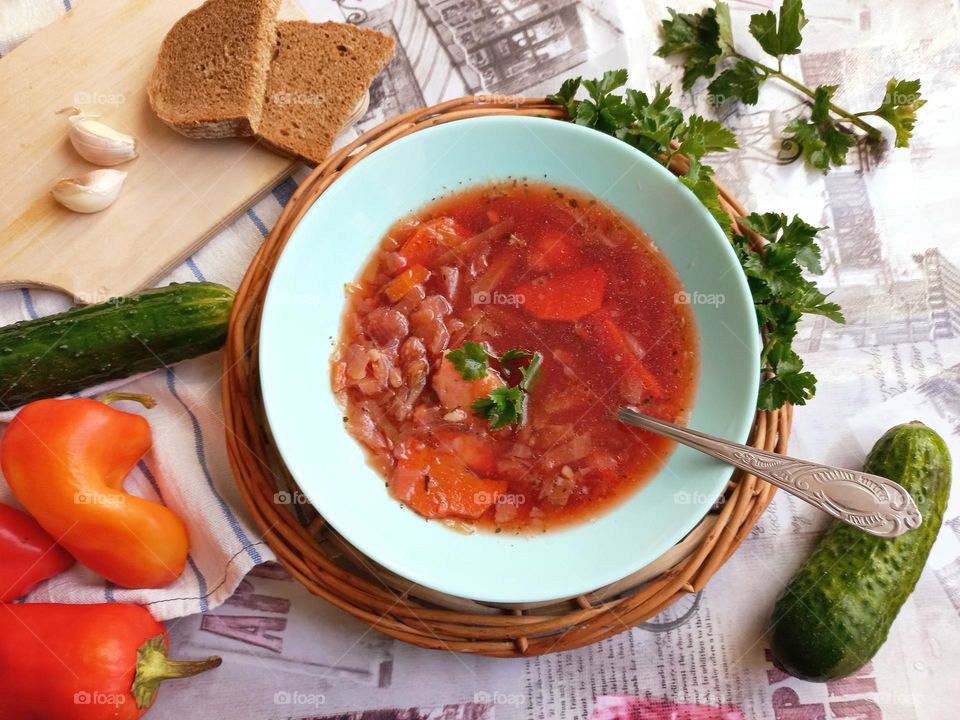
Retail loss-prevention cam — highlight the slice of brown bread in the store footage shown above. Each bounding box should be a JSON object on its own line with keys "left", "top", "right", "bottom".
{"left": 257, "top": 21, "right": 396, "bottom": 165}
{"left": 148, "top": 0, "right": 282, "bottom": 139}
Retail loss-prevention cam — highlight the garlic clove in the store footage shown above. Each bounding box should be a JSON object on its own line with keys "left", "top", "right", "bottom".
{"left": 67, "top": 114, "right": 139, "bottom": 166}
{"left": 52, "top": 169, "right": 127, "bottom": 213}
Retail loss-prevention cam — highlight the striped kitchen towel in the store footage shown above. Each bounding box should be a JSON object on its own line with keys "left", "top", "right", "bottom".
{"left": 0, "top": 2, "right": 319, "bottom": 620}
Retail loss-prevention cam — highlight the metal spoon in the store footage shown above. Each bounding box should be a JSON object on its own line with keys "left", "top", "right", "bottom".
{"left": 617, "top": 407, "right": 921, "bottom": 538}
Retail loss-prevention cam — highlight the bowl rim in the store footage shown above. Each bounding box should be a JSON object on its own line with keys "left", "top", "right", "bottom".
{"left": 259, "top": 114, "right": 760, "bottom": 603}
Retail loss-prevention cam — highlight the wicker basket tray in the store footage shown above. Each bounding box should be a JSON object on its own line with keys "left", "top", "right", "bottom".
{"left": 221, "top": 96, "right": 790, "bottom": 657}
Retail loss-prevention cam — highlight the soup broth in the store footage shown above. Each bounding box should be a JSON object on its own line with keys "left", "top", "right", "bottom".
{"left": 332, "top": 180, "right": 698, "bottom": 532}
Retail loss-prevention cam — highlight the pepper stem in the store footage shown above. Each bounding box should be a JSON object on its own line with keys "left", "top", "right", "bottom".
{"left": 97, "top": 391, "right": 157, "bottom": 409}
{"left": 131, "top": 634, "right": 222, "bottom": 709}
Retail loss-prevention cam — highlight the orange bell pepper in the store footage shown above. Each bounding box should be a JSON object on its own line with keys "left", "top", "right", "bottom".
{"left": 0, "top": 393, "right": 189, "bottom": 588}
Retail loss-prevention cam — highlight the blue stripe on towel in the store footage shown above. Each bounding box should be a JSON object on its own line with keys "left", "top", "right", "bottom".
{"left": 187, "top": 556, "right": 210, "bottom": 613}
{"left": 20, "top": 289, "right": 38, "bottom": 319}
{"left": 246, "top": 208, "right": 269, "bottom": 237}
{"left": 185, "top": 256, "right": 206, "bottom": 282}
{"left": 104, "top": 582, "right": 115, "bottom": 602}
{"left": 165, "top": 368, "right": 263, "bottom": 563}
{"left": 63, "top": 0, "right": 72, "bottom": 10}
{"left": 272, "top": 177, "right": 299, "bottom": 207}
{"left": 138, "top": 460, "right": 210, "bottom": 610}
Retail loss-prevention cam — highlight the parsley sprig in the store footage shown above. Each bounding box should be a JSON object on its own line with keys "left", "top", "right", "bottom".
{"left": 548, "top": 72, "right": 738, "bottom": 236}
{"left": 735, "top": 213, "right": 843, "bottom": 408}
{"left": 446, "top": 342, "right": 542, "bottom": 429}
{"left": 657, "top": 0, "right": 925, "bottom": 173}
{"left": 546, "top": 70, "right": 845, "bottom": 409}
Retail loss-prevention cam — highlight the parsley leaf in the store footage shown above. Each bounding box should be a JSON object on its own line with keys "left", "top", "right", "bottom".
{"left": 445, "top": 342, "right": 489, "bottom": 380}
{"left": 500, "top": 349, "right": 534, "bottom": 363}
{"left": 471, "top": 386, "right": 525, "bottom": 430}
{"left": 867, "top": 78, "right": 926, "bottom": 148}
{"left": 758, "top": 346, "right": 817, "bottom": 410}
{"left": 518, "top": 352, "right": 543, "bottom": 390}
{"left": 783, "top": 85, "right": 856, "bottom": 172}
{"left": 749, "top": 0, "right": 806, "bottom": 58}
{"left": 682, "top": 115, "right": 739, "bottom": 153}
{"left": 740, "top": 212, "right": 824, "bottom": 273}
{"left": 708, "top": 59, "right": 766, "bottom": 105}
{"left": 715, "top": 1, "right": 735, "bottom": 53}
{"left": 734, "top": 212, "right": 844, "bottom": 407}
{"left": 584, "top": 69, "right": 629, "bottom": 99}
{"left": 747, "top": 11, "right": 778, "bottom": 57}
{"left": 784, "top": 119, "right": 856, "bottom": 173}
{"left": 656, "top": 6, "right": 726, "bottom": 90}
{"left": 679, "top": 172, "right": 733, "bottom": 238}
{"left": 622, "top": 84, "right": 684, "bottom": 155}
{"left": 546, "top": 77, "right": 581, "bottom": 117}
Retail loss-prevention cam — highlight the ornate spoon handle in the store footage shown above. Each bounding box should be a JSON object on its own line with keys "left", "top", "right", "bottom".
{"left": 617, "top": 408, "right": 922, "bottom": 538}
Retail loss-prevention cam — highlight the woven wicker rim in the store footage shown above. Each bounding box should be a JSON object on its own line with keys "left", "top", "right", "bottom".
{"left": 222, "top": 96, "right": 790, "bottom": 657}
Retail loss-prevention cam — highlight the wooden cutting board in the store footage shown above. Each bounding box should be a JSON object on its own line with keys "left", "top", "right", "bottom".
{"left": 0, "top": 0, "right": 305, "bottom": 301}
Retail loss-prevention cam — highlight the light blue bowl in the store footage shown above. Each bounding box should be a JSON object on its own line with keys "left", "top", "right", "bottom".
{"left": 260, "top": 116, "right": 759, "bottom": 603}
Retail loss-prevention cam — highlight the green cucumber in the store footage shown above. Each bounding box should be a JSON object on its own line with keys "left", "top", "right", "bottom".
{"left": 0, "top": 282, "right": 234, "bottom": 410}
{"left": 769, "top": 422, "right": 951, "bottom": 681}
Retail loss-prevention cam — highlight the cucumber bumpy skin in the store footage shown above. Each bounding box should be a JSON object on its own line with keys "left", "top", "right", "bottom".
{"left": 0, "top": 282, "right": 234, "bottom": 411}
{"left": 769, "top": 422, "right": 951, "bottom": 682}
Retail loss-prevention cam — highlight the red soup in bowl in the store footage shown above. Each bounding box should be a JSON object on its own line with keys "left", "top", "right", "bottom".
{"left": 331, "top": 180, "right": 697, "bottom": 532}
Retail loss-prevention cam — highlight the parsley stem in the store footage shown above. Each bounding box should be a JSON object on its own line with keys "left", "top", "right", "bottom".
{"left": 733, "top": 53, "right": 883, "bottom": 141}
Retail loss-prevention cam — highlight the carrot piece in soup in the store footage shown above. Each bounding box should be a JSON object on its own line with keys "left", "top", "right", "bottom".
{"left": 516, "top": 266, "right": 607, "bottom": 321}
{"left": 528, "top": 231, "right": 580, "bottom": 271}
{"left": 391, "top": 442, "right": 507, "bottom": 519}
{"left": 398, "top": 217, "right": 469, "bottom": 265}
{"left": 383, "top": 264, "right": 430, "bottom": 302}
{"left": 579, "top": 308, "right": 663, "bottom": 400}
{"left": 433, "top": 430, "right": 499, "bottom": 475}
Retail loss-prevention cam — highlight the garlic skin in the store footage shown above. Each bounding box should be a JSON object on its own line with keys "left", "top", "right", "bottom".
{"left": 52, "top": 169, "right": 127, "bottom": 213}
{"left": 67, "top": 115, "right": 139, "bottom": 166}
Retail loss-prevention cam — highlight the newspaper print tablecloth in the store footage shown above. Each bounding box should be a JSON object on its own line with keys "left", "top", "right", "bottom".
{"left": 7, "top": 0, "right": 960, "bottom": 717}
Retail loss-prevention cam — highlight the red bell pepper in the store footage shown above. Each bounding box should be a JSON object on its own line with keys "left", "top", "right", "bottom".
{"left": 515, "top": 266, "right": 607, "bottom": 321}
{"left": 0, "top": 602, "right": 221, "bottom": 720}
{"left": 0, "top": 393, "right": 189, "bottom": 588}
{"left": 0, "top": 503, "right": 75, "bottom": 602}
